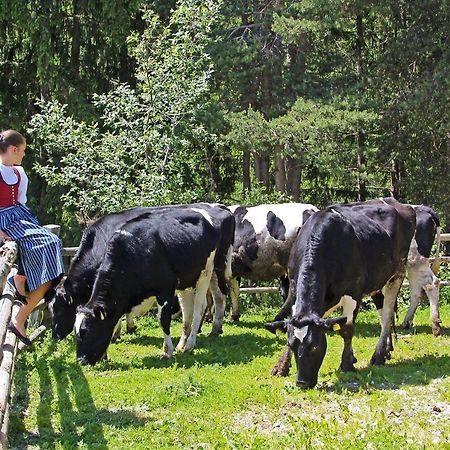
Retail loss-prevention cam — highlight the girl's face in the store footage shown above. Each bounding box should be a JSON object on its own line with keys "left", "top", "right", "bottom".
{"left": 11, "top": 142, "right": 26, "bottom": 165}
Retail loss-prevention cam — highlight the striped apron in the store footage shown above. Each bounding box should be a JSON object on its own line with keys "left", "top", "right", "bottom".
{"left": 0, "top": 204, "right": 64, "bottom": 291}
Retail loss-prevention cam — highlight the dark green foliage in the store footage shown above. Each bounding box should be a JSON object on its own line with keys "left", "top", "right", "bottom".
{"left": 0, "top": 0, "right": 448, "bottom": 235}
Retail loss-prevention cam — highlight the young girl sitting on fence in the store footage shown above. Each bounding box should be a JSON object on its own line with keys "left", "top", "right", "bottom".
{"left": 0, "top": 129, "right": 64, "bottom": 345}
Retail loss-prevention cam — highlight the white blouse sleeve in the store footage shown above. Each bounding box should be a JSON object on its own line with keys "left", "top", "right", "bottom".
{"left": 16, "top": 166, "right": 28, "bottom": 205}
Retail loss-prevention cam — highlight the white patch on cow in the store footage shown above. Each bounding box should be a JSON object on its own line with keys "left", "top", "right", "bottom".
{"left": 404, "top": 236, "right": 440, "bottom": 328}
{"left": 183, "top": 250, "right": 216, "bottom": 352}
{"left": 294, "top": 325, "right": 308, "bottom": 342}
{"left": 190, "top": 208, "right": 213, "bottom": 225}
{"left": 241, "top": 203, "right": 318, "bottom": 238}
{"left": 341, "top": 295, "right": 357, "bottom": 324}
{"left": 74, "top": 312, "right": 86, "bottom": 335}
{"left": 163, "top": 333, "right": 174, "bottom": 359}
{"left": 130, "top": 296, "right": 157, "bottom": 319}
{"left": 113, "top": 229, "right": 134, "bottom": 237}
{"left": 378, "top": 197, "right": 390, "bottom": 206}
{"left": 323, "top": 295, "right": 356, "bottom": 324}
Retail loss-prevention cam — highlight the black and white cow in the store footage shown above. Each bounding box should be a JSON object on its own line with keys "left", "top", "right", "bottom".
{"left": 50, "top": 207, "right": 144, "bottom": 340}
{"left": 404, "top": 205, "right": 441, "bottom": 334}
{"left": 229, "top": 203, "right": 318, "bottom": 321}
{"left": 51, "top": 203, "right": 234, "bottom": 342}
{"left": 266, "top": 198, "right": 416, "bottom": 389}
{"left": 372, "top": 204, "right": 441, "bottom": 335}
{"left": 74, "top": 205, "right": 233, "bottom": 365}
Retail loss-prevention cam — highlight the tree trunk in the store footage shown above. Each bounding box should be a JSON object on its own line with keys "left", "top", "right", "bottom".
{"left": 71, "top": 0, "right": 81, "bottom": 80}
{"left": 390, "top": 159, "right": 401, "bottom": 199}
{"left": 260, "top": 152, "right": 270, "bottom": 193}
{"left": 355, "top": 15, "right": 366, "bottom": 201}
{"left": 242, "top": 150, "right": 251, "bottom": 194}
{"left": 285, "top": 155, "right": 301, "bottom": 201}
{"left": 274, "top": 144, "right": 286, "bottom": 192}
{"left": 254, "top": 152, "right": 261, "bottom": 183}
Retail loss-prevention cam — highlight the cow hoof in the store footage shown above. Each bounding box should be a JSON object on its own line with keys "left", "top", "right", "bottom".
{"left": 175, "top": 342, "right": 185, "bottom": 352}
{"left": 339, "top": 363, "right": 356, "bottom": 372}
{"left": 401, "top": 321, "right": 412, "bottom": 330}
{"left": 432, "top": 322, "right": 442, "bottom": 337}
{"left": 271, "top": 364, "right": 290, "bottom": 377}
{"left": 370, "top": 353, "right": 386, "bottom": 366}
{"left": 209, "top": 329, "right": 223, "bottom": 338}
{"left": 161, "top": 352, "right": 172, "bottom": 359}
{"left": 230, "top": 314, "right": 240, "bottom": 322}
{"left": 183, "top": 339, "right": 196, "bottom": 352}
{"left": 126, "top": 326, "right": 137, "bottom": 334}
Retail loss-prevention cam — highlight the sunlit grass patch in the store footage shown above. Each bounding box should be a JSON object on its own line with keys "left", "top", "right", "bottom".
{"left": 9, "top": 302, "right": 450, "bottom": 449}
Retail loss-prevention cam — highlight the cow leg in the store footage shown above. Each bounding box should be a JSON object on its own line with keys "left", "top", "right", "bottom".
{"left": 372, "top": 291, "right": 394, "bottom": 355}
{"left": 111, "top": 318, "right": 123, "bottom": 343}
{"left": 209, "top": 272, "right": 225, "bottom": 338}
{"left": 229, "top": 277, "right": 240, "bottom": 321}
{"left": 424, "top": 276, "right": 441, "bottom": 336}
{"left": 370, "top": 274, "right": 403, "bottom": 365}
{"left": 337, "top": 295, "right": 359, "bottom": 372}
{"left": 176, "top": 289, "right": 194, "bottom": 352}
{"left": 271, "top": 345, "right": 292, "bottom": 376}
{"left": 125, "top": 314, "right": 137, "bottom": 334}
{"left": 274, "top": 276, "right": 292, "bottom": 321}
{"left": 158, "top": 296, "right": 174, "bottom": 358}
{"left": 401, "top": 282, "right": 423, "bottom": 331}
{"left": 184, "top": 251, "right": 216, "bottom": 352}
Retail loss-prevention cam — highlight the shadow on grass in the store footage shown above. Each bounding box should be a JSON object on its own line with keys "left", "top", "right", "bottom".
{"left": 99, "top": 331, "right": 281, "bottom": 371}
{"left": 353, "top": 321, "right": 443, "bottom": 337}
{"left": 10, "top": 341, "right": 146, "bottom": 449}
{"left": 325, "top": 353, "right": 450, "bottom": 393}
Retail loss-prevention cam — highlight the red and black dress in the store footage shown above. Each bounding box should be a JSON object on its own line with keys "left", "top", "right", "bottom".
{"left": 0, "top": 164, "right": 64, "bottom": 291}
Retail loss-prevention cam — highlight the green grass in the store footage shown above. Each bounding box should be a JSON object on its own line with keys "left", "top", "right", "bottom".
{"left": 9, "top": 302, "right": 450, "bottom": 449}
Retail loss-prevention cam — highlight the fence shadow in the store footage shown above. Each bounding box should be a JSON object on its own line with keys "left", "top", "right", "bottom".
{"left": 10, "top": 341, "right": 146, "bottom": 449}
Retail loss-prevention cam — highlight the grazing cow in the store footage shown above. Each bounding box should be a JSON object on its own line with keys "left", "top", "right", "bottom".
{"left": 372, "top": 203, "right": 441, "bottom": 335}
{"left": 50, "top": 206, "right": 151, "bottom": 340}
{"left": 266, "top": 198, "right": 416, "bottom": 389}
{"left": 229, "top": 203, "right": 318, "bottom": 321}
{"left": 50, "top": 203, "right": 233, "bottom": 342}
{"left": 74, "top": 206, "right": 231, "bottom": 365}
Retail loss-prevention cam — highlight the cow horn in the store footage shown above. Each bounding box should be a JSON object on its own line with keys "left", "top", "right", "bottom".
{"left": 264, "top": 320, "right": 288, "bottom": 335}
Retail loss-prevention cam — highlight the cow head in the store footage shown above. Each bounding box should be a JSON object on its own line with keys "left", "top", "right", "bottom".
{"left": 75, "top": 303, "right": 117, "bottom": 365}
{"left": 48, "top": 277, "right": 79, "bottom": 340}
{"left": 266, "top": 315, "right": 347, "bottom": 389}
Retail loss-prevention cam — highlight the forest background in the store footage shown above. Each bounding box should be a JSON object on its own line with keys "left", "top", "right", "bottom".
{"left": 0, "top": 0, "right": 449, "bottom": 245}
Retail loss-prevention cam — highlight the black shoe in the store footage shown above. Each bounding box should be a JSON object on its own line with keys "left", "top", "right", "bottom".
{"left": 6, "top": 277, "right": 28, "bottom": 305}
{"left": 8, "top": 322, "right": 32, "bottom": 346}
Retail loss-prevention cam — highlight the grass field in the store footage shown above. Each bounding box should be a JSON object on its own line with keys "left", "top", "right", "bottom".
{"left": 9, "top": 300, "right": 450, "bottom": 449}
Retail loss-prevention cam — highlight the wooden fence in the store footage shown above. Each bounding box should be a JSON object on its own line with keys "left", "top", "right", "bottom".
{"left": 0, "top": 228, "right": 448, "bottom": 447}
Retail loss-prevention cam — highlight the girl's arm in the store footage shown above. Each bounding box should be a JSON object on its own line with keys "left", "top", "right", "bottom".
{"left": 16, "top": 166, "right": 29, "bottom": 205}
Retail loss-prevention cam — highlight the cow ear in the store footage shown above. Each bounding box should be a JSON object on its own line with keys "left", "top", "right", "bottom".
{"left": 323, "top": 316, "right": 347, "bottom": 331}
{"left": 93, "top": 305, "right": 107, "bottom": 321}
{"left": 265, "top": 320, "right": 288, "bottom": 335}
{"left": 56, "top": 275, "right": 67, "bottom": 289}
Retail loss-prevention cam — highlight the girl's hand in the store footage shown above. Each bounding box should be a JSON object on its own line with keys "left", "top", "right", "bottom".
{"left": 0, "top": 230, "right": 12, "bottom": 241}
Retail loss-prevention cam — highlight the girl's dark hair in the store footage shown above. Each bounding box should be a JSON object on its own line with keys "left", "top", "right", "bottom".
{"left": 0, "top": 129, "right": 26, "bottom": 153}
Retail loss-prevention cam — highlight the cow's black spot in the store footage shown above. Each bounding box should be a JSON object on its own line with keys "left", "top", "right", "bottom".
{"left": 241, "top": 219, "right": 259, "bottom": 260}
{"left": 266, "top": 211, "right": 286, "bottom": 241}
